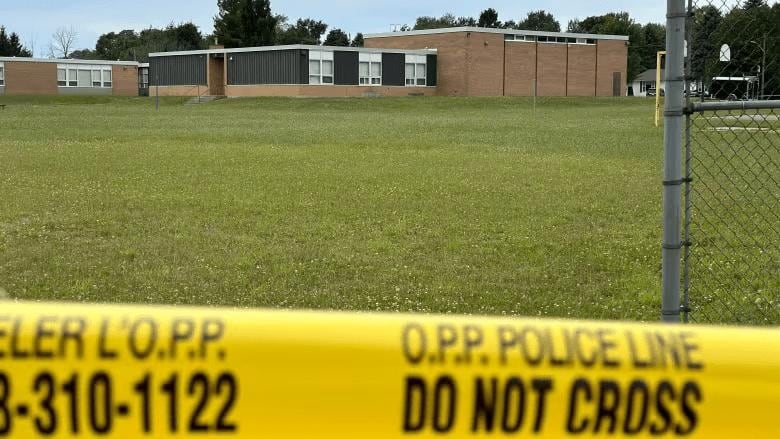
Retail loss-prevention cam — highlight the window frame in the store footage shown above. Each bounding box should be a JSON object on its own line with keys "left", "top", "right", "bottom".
{"left": 308, "top": 51, "right": 334, "bottom": 85}
{"left": 57, "top": 64, "right": 113, "bottom": 88}
{"left": 359, "top": 53, "right": 382, "bottom": 86}
{"left": 404, "top": 55, "right": 427, "bottom": 87}
{"left": 0, "top": 62, "right": 5, "bottom": 86}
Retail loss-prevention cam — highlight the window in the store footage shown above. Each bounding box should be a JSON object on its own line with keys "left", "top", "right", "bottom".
{"left": 359, "top": 53, "right": 382, "bottom": 86}
{"left": 0, "top": 63, "right": 4, "bottom": 86}
{"left": 405, "top": 55, "right": 427, "bottom": 87}
{"left": 308, "top": 51, "right": 334, "bottom": 85}
{"left": 57, "top": 64, "right": 113, "bottom": 88}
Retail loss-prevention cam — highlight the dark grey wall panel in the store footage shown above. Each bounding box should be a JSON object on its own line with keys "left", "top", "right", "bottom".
{"left": 150, "top": 55, "right": 207, "bottom": 86}
{"left": 427, "top": 55, "right": 438, "bottom": 87}
{"left": 227, "top": 49, "right": 307, "bottom": 85}
{"left": 299, "top": 50, "right": 309, "bottom": 84}
{"left": 334, "top": 51, "right": 358, "bottom": 85}
{"left": 382, "top": 53, "right": 404, "bottom": 86}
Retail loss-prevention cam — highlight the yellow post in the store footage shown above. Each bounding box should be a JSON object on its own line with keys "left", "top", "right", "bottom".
{"left": 655, "top": 51, "right": 666, "bottom": 127}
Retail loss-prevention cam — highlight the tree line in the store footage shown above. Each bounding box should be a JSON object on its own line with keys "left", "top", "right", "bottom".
{"left": 3, "top": 0, "right": 775, "bottom": 92}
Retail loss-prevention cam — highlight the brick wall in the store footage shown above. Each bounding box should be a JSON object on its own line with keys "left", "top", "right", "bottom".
{"left": 465, "top": 32, "right": 505, "bottom": 96}
{"left": 112, "top": 65, "right": 138, "bottom": 96}
{"left": 536, "top": 44, "right": 567, "bottom": 96}
{"left": 567, "top": 45, "right": 597, "bottom": 97}
{"left": 504, "top": 42, "right": 537, "bottom": 96}
{"left": 5, "top": 61, "right": 57, "bottom": 95}
{"left": 367, "top": 32, "right": 628, "bottom": 97}
{"left": 366, "top": 33, "right": 467, "bottom": 96}
{"left": 366, "top": 31, "right": 505, "bottom": 96}
{"left": 597, "top": 40, "right": 628, "bottom": 96}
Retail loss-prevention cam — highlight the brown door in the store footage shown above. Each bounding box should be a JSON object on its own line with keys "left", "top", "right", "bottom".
{"left": 612, "top": 72, "right": 622, "bottom": 97}
{"left": 209, "top": 56, "right": 225, "bottom": 96}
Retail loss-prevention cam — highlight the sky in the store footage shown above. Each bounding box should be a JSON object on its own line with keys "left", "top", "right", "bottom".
{"left": 1, "top": 0, "right": 671, "bottom": 57}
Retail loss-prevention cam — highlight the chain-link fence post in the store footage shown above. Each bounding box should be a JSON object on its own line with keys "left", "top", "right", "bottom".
{"left": 662, "top": 0, "right": 687, "bottom": 323}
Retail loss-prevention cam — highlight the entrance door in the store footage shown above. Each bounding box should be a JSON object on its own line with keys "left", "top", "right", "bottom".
{"left": 612, "top": 72, "right": 622, "bottom": 97}
{"left": 209, "top": 56, "right": 225, "bottom": 96}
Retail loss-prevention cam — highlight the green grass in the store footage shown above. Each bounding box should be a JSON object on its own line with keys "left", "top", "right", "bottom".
{"left": 0, "top": 95, "right": 666, "bottom": 320}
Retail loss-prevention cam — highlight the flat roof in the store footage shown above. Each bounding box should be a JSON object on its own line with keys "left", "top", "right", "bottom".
{"left": 149, "top": 44, "right": 437, "bottom": 58}
{"left": 365, "top": 27, "right": 629, "bottom": 42}
{"left": 0, "top": 57, "right": 139, "bottom": 66}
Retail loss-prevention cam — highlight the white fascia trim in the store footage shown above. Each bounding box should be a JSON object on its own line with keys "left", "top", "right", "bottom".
{"left": 364, "top": 27, "right": 629, "bottom": 42}
{"left": 150, "top": 45, "right": 437, "bottom": 58}
{"left": 0, "top": 57, "right": 139, "bottom": 66}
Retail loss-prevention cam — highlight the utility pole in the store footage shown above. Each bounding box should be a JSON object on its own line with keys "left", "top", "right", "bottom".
{"left": 749, "top": 34, "right": 767, "bottom": 99}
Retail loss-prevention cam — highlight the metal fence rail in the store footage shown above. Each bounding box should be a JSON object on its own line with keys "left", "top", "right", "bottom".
{"left": 677, "top": 0, "right": 780, "bottom": 324}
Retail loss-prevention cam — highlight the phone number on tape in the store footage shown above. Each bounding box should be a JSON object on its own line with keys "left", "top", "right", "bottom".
{"left": 0, "top": 371, "right": 238, "bottom": 436}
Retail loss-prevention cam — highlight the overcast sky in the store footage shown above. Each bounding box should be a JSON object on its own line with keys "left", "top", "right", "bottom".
{"left": 2, "top": 0, "right": 670, "bottom": 57}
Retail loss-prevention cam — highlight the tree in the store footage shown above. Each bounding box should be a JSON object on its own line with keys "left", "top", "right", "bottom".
{"left": 639, "top": 23, "right": 666, "bottom": 72}
{"left": 69, "top": 48, "right": 99, "bottom": 59}
{"left": 350, "top": 33, "right": 364, "bottom": 47}
{"left": 517, "top": 10, "right": 561, "bottom": 32}
{"left": 414, "top": 14, "right": 457, "bottom": 30}
{"left": 478, "top": 8, "right": 501, "bottom": 28}
{"left": 49, "top": 26, "right": 77, "bottom": 58}
{"left": 566, "top": 13, "right": 645, "bottom": 81}
{"left": 690, "top": 6, "right": 722, "bottom": 87}
{"left": 276, "top": 18, "right": 328, "bottom": 45}
{"left": 324, "top": 28, "right": 349, "bottom": 46}
{"left": 214, "top": 0, "right": 277, "bottom": 48}
{"left": 0, "top": 26, "right": 33, "bottom": 57}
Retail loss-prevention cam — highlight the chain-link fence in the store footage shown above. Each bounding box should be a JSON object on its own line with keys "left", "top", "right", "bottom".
{"left": 681, "top": 0, "right": 779, "bottom": 324}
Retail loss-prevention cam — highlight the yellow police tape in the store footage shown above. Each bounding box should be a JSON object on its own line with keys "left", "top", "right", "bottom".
{"left": 0, "top": 302, "right": 778, "bottom": 438}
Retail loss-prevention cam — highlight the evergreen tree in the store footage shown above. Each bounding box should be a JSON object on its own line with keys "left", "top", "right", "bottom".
{"left": 0, "top": 26, "right": 33, "bottom": 57}
{"left": 517, "top": 10, "right": 561, "bottom": 32}
{"left": 324, "top": 29, "right": 350, "bottom": 46}
{"left": 350, "top": 33, "right": 364, "bottom": 47}
{"left": 478, "top": 8, "right": 501, "bottom": 28}
{"left": 214, "top": 0, "right": 277, "bottom": 47}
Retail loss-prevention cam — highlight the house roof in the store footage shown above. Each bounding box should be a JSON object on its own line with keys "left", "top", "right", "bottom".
{"left": 635, "top": 69, "right": 663, "bottom": 82}
{"left": 365, "top": 26, "right": 630, "bottom": 42}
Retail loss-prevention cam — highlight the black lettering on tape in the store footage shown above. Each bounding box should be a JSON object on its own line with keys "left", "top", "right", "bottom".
{"left": 531, "top": 378, "right": 553, "bottom": 433}
{"left": 433, "top": 376, "right": 457, "bottom": 433}
{"left": 594, "top": 379, "right": 621, "bottom": 433}
{"left": 463, "top": 325, "right": 483, "bottom": 364}
{"left": 171, "top": 319, "right": 195, "bottom": 359}
{"left": 129, "top": 318, "right": 158, "bottom": 359}
{"left": 472, "top": 378, "right": 497, "bottom": 432}
{"left": 650, "top": 381, "right": 675, "bottom": 435}
{"left": 60, "top": 318, "right": 86, "bottom": 360}
{"left": 623, "top": 380, "right": 650, "bottom": 434}
{"left": 498, "top": 326, "right": 517, "bottom": 365}
{"left": 567, "top": 378, "right": 592, "bottom": 433}
{"left": 34, "top": 316, "right": 57, "bottom": 359}
{"left": 99, "top": 318, "right": 118, "bottom": 359}
{"left": 403, "top": 377, "right": 426, "bottom": 432}
{"left": 676, "top": 381, "right": 702, "bottom": 435}
{"left": 501, "top": 377, "right": 526, "bottom": 433}
{"left": 201, "top": 319, "right": 224, "bottom": 359}
{"left": 437, "top": 325, "right": 458, "bottom": 363}
{"left": 402, "top": 324, "right": 426, "bottom": 365}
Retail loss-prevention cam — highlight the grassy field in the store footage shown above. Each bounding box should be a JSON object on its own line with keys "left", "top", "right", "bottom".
{"left": 0, "top": 95, "right": 665, "bottom": 321}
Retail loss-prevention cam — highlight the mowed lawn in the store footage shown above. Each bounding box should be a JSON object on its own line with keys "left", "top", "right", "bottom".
{"left": 0, "top": 95, "right": 663, "bottom": 321}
